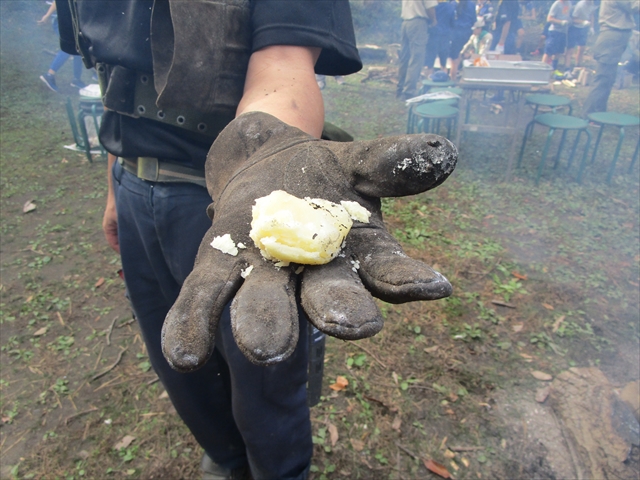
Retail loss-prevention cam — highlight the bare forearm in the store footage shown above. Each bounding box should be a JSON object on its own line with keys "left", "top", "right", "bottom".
{"left": 236, "top": 45, "right": 324, "bottom": 138}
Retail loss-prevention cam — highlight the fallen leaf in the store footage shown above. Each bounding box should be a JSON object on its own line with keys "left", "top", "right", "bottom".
{"left": 448, "top": 393, "right": 459, "bottom": 403}
{"left": 552, "top": 315, "right": 566, "bottom": 333}
{"left": 327, "top": 422, "right": 339, "bottom": 447}
{"left": 542, "top": 303, "right": 554, "bottom": 310}
{"left": 512, "top": 271, "right": 528, "bottom": 280}
{"left": 444, "top": 449, "right": 456, "bottom": 459}
{"left": 512, "top": 323, "right": 524, "bottom": 333}
{"left": 1, "top": 415, "right": 11, "bottom": 424}
{"left": 424, "top": 459, "right": 454, "bottom": 479}
{"left": 329, "top": 376, "right": 349, "bottom": 391}
{"left": 23, "top": 200, "right": 36, "bottom": 213}
{"left": 531, "top": 370, "right": 553, "bottom": 381}
{"left": 535, "top": 386, "right": 550, "bottom": 403}
{"left": 445, "top": 408, "right": 455, "bottom": 415}
{"left": 450, "top": 460, "right": 459, "bottom": 471}
{"left": 94, "top": 277, "right": 105, "bottom": 288}
{"left": 158, "top": 391, "right": 169, "bottom": 399}
{"left": 484, "top": 214, "right": 494, "bottom": 219}
{"left": 461, "top": 457, "right": 469, "bottom": 468}
{"left": 391, "top": 415, "right": 402, "bottom": 431}
{"left": 519, "top": 353, "right": 533, "bottom": 359}
{"left": 424, "top": 345, "right": 439, "bottom": 353}
{"left": 113, "top": 435, "right": 135, "bottom": 450}
{"left": 350, "top": 438, "right": 364, "bottom": 451}
{"left": 61, "top": 158, "right": 69, "bottom": 163}
{"left": 392, "top": 371, "right": 399, "bottom": 384}
{"left": 33, "top": 327, "right": 47, "bottom": 337}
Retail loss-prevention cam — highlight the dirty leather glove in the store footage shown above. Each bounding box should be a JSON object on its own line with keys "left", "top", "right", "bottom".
{"left": 162, "top": 112, "right": 457, "bottom": 370}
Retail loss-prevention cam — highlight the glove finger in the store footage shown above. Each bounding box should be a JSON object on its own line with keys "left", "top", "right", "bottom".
{"left": 230, "top": 263, "right": 299, "bottom": 366}
{"left": 161, "top": 233, "right": 245, "bottom": 372}
{"left": 328, "top": 133, "right": 457, "bottom": 198}
{"left": 301, "top": 256, "right": 383, "bottom": 340}
{"left": 350, "top": 225, "right": 452, "bottom": 303}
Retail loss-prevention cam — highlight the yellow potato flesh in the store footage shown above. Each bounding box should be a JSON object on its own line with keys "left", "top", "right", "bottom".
{"left": 250, "top": 190, "right": 353, "bottom": 265}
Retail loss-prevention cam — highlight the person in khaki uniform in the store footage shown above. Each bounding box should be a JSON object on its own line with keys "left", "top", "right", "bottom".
{"left": 397, "top": 0, "right": 438, "bottom": 99}
{"left": 583, "top": 0, "right": 639, "bottom": 116}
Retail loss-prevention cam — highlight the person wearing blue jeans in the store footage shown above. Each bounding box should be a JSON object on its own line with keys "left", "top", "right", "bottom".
{"left": 56, "top": 1, "right": 455, "bottom": 479}
{"left": 111, "top": 160, "right": 312, "bottom": 477}
{"left": 38, "top": 1, "right": 85, "bottom": 92}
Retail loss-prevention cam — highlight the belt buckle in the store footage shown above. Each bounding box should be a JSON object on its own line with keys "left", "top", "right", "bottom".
{"left": 137, "top": 157, "right": 159, "bottom": 182}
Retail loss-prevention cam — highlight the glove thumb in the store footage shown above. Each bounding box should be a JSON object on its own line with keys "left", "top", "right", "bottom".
{"left": 327, "top": 134, "right": 457, "bottom": 198}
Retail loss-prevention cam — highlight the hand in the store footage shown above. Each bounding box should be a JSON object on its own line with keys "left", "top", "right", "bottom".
{"left": 495, "top": 43, "right": 505, "bottom": 54}
{"left": 589, "top": 27, "right": 595, "bottom": 36}
{"left": 162, "top": 112, "right": 457, "bottom": 370}
{"left": 102, "top": 196, "right": 120, "bottom": 254}
{"left": 561, "top": 20, "right": 568, "bottom": 26}
{"left": 37, "top": 16, "right": 49, "bottom": 25}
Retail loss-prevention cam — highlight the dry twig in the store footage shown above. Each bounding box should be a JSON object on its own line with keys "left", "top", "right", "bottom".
{"left": 65, "top": 407, "right": 98, "bottom": 426}
{"left": 106, "top": 316, "right": 118, "bottom": 346}
{"left": 91, "top": 348, "right": 127, "bottom": 382}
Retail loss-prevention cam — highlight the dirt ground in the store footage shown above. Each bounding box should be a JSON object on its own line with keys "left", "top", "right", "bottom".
{"left": 1, "top": 2, "right": 639, "bottom": 480}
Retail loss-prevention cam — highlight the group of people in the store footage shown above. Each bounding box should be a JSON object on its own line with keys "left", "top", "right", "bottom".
{"left": 397, "top": 0, "right": 638, "bottom": 119}
{"left": 397, "top": 0, "right": 531, "bottom": 99}
{"left": 536, "top": 0, "right": 599, "bottom": 75}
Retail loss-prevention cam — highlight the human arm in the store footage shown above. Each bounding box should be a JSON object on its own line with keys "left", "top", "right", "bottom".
{"left": 103, "top": 153, "right": 119, "bottom": 254}
{"left": 37, "top": 2, "right": 56, "bottom": 25}
{"left": 236, "top": 46, "right": 323, "bottom": 137}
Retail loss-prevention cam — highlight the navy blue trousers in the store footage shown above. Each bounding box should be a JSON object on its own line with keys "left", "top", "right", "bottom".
{"left": 112, "top": 161, "right": 312, "bottom": 479}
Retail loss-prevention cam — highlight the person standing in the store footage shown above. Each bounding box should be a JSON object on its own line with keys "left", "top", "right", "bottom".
{"left": 37, "top": 1, "right": 85, "bottom": 92}
{"left": 542, "top": 0, "right": 573, "bottom": 71}
{"left": 55, "top": 1, "right": 456, "bottom": 479}
{"left": 397, "top": 0, "right": 438, "bottom": 99}
{"left": 566, "top": 0, "right": 598, "bottom": 68}
{"left": 424, "top": 0, "right": 456, "bottom": 78}
{"left": 583, "top": 0, "right": 639, "bottom": 116}
{"left": 449, "top": 0, "right": 477, "bottom": 80}
{"left": 492, "top": 0, "right": 521, "bottom": 54}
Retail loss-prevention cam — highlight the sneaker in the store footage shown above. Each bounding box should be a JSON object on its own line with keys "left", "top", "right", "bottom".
{"left": 39, "top": 73, "right": 59, "bottom": 92}
{"left": 70, "top": 79, "right": 87, "bottom": 89}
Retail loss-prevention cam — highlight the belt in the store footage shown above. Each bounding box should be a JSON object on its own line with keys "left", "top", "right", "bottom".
{"left": 119, "top": 157, "right": 207, "bottom": 188}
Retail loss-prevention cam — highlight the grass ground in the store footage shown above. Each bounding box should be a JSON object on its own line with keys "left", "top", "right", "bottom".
{"left": 1, "top": 2, "right": 639, "bottom": 479}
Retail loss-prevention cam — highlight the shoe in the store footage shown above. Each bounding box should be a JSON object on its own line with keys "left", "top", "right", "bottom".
{"left": 553, "top": 70, "right": 565, "bottom": 80}
{"left": 70, "top": 79, "right": 87, "bottom": 89}
{"left": 201, "top": 454, "right": 251, "bottom": 480}
{"left": 40, "top": 73, "right": 59, "bottom": 92}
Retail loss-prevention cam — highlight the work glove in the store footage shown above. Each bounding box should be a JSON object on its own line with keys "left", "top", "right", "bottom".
{"left": 162, "top": 112, "right": 457, "bottom": 370}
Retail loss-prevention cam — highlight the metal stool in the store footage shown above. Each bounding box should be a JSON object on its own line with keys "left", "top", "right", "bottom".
{"left": 419, "top": 78, "right": 456, "bottom": 94}
{"left": 65, "top": 95, "right": 107, "bottom": 162}
{"left": 411, "top": 102, "right": 458, "bottom": 138}
{"left": 406, "top": 86, "right": 461, "bottom": 134}
{"left": 525, "top": 94, "right": 573, "bottom": 117}
{"left": 518, "top": 113, "right": 592, "bottom": 185}
{"left": 587, "top": 112, "right": 640, "bottom": 184}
